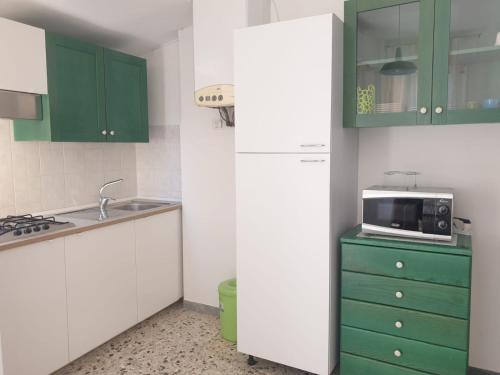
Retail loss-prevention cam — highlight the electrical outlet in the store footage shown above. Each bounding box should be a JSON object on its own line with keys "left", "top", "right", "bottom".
{"left": 212, "top": 118, "right": 223, "bottom": 129}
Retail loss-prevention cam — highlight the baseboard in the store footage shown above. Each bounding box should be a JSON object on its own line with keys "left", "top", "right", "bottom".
{"left": 183, "top": 299, "right": 220, "bottom": 316}
{"left": 469, "top": 367, "right": 500, "bottom": 375}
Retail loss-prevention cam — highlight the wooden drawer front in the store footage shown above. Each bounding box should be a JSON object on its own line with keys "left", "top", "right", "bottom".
{"left": 342, "top": 244, "right": 471, "bottom": 287}
{"left": 341, "top": 326, "right": 468, "bottom": 375}
{"left": 341, "top": 353, "right": 431, "bottom": 375}
{"left": 342, "top": 272, "right": 469, "bottom": 319}
{"left": 341, "top": 299, "right": 468, "bottom": 350}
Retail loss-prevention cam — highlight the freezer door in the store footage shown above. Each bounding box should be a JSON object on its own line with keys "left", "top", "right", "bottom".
{"left": 236, "top": 153, "right": 332, "bottom": 375}
{"left": 234, "top": 14, "right": 334, "bottom": 153}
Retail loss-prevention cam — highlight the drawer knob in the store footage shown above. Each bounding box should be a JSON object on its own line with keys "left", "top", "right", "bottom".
{"left": 395, "top": 321, "right": 403, "bottom": 329}
{"left": 394, "top": 349, "right": 402, "bottom": 358}
{"left": 395, "top": 261, "right": 404, "bottom": 269}
{"left": 395, "top": 291, "right": 404, "bottom": 299}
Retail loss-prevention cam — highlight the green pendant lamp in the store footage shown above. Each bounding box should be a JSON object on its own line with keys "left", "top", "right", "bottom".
{"left": 380, "top": 6, "right": 417, "bottom": 76}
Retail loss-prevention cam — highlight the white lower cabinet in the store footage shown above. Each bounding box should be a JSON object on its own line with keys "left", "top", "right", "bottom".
{"left": 0, "top": 210, "right": 182, "bottom": 374}
{"left": 236, "top": 154, "right": 332, "bottom": 374}
{"left": 65, "top": 222, "right": 138, "bottom": 361}
{"left": 135, "top": 210, "right": 183, "bottom": 321}
{"left": 0, "top": 239, "right": 68, "bottom": 375}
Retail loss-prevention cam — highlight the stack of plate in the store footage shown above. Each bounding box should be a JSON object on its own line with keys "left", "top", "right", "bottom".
{"left": 376, "top": 103, "right": 405, "bottom": 113}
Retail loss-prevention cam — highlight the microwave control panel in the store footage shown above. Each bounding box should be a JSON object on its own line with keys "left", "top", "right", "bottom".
{"left": 423, "top": 198, "right": 453, "bottom": 236}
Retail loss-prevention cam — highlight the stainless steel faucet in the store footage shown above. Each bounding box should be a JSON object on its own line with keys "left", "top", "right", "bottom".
{"left": 99, "top": 179, "right": 124, "bottom": 216}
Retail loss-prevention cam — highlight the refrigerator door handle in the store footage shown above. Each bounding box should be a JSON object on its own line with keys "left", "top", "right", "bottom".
{"left": 300, "top": 144, "right": 326, "bottom": 148}
{"left": 300, "top": 159, "right": 326, "bottom": 163}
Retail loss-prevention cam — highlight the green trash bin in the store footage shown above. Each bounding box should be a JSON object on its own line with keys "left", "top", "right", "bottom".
{"left": 218, "top": 278, "right": 237, "bottom": 342}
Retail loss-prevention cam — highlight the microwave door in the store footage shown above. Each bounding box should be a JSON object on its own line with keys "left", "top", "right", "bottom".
{"left": 363, "top": 198, "right": 423, "bottom": 232}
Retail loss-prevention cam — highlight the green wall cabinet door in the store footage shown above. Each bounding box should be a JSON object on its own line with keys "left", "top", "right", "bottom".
{"left": 432, "top": 0, "right": 500, "bottom": 125}
{"left": 103, "top": 49, "right": 149, "bottom": 143}
{"left": 14, "top": 34, "right": 149, "bottom": 143}
{"left": 344, "top": 0, "right": 435, "bottom": 128}
{"left": 344, "top": 0, "right": 500, "bottom": 127}
{"left": 15, "top": 33, "right": 107, "bottom": 142}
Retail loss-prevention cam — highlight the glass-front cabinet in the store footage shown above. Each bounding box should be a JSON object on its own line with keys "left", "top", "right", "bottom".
{"left": 344, "top": 0, "right": 500, "bottom": 127}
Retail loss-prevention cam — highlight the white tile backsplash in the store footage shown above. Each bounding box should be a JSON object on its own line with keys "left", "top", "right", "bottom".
{"left": 41, "top": 174, "right": 66, "bottom": 211}
{"left": 0, "top": 118, "right": 138, "bottom": 215}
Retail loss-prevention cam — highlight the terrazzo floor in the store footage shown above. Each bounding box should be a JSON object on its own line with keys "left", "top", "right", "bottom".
{"left": 54, "top": 301, "right": 338, "bottom": 375}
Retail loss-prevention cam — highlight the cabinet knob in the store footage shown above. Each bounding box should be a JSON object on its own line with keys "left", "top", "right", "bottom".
{"left": 394, "top": 349, "right": 402, "bottom": 358}
{"left": 110, "top": 130, "right": 115, "bottom": 136}
{"left": 435, "top": 106, "right": 444, "bottom": 114}
{"left": 101, "top": 130, "right": 107, "bottom": 135}
{"left": 396, "top": 261, "right": 404, "bottom": 269}
{"left": 419, "top": 107, "right": 428, "bottom": 114}
{"left": 395, "top": 291, "right": 404, "bottom": 299}
{"left": 395, "top": 321, "right": 403, "bottom": 329}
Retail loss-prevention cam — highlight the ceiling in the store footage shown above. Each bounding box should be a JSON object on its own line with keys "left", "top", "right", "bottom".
{"left": 0, "top": 0, "right": 193, "bottom": 55}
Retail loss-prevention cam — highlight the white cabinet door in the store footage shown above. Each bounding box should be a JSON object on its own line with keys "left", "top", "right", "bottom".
{"left": 0, "top": 18, "right": 47, "bottom": 94}
{"left": 236, "top": 154, "right": 331, "bottom": 375}
{"left": 135, "top": 210, "right": 183, "bottom": 320}
{"left": 234, "top": 14, "right": 333, "bottom": 153}
{"left": 65, "top": 222, "right": 137, "bottom": 360}
{"left": 0, "top": 239, "right": 68, "bottom": 375}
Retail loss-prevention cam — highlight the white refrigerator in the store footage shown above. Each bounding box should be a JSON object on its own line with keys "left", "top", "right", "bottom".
{"left": 234, "top": 14, "right": 358, "bottom": 375}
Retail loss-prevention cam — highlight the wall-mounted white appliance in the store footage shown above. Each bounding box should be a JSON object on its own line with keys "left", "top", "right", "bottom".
{"left": 235, "top": 14, "right": 358, "bottom": 375}
{"left": 362, "top": 186, "right": 454, "bottom": 241}
{"left": 0, "top": 17, "right": 47, "bottom": 120}
{"left": 192, "top": 0, "right": 270, "bottom": 110}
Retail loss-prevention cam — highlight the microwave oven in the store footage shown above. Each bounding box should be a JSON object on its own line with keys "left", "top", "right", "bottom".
{"left": 362, "top": 186, "right": 454, "bottom": 241}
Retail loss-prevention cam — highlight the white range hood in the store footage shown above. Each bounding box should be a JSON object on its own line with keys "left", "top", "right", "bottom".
{"left": 192, "top": 0, "right": 270, "bottom": 108}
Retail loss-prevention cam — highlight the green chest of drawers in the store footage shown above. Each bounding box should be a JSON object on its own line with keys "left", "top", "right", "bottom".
{"left": 340, "top": 226, "right": 472, "bottom": 375}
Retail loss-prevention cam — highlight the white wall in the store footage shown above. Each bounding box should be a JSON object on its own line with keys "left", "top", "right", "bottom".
{"left": 358, "top": 125, "right": 500, "bottom": 372}
{"left": 179, "top": 27, "right": 237, "bottom": 307}
{"left": 271, "top": 0, "right": 344, "bottom": 22}
{"left": 137, "top": 41, "right": 182, "bottom": 200}
{"left": 193, "top": 0, "right": 248, "bottom": 91}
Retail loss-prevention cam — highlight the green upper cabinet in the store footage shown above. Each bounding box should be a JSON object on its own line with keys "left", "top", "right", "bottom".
{"left": 14, "top": 33, "right": 149, "bottom": 143}
{"left": 103, "top": 49, "right": 149, "bottom": 143}
{"left": 344, "top": 0, "right": 500, "bottom": 127}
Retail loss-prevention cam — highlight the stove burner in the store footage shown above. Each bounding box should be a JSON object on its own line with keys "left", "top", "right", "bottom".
{"left": 0, "top": 215, "right": 74, "bottom": 242}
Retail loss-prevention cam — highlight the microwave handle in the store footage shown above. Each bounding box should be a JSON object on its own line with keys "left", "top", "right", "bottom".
{"left": 384, "top": 171, "right": 420, "bottom": 188}
{"left": 384, "top": 171, "right": 420, "bottom": 176}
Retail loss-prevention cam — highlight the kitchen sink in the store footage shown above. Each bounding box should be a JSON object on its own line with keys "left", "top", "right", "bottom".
{"left": 60, "top": 207, "right": 124, "bottom": 221}
{"left": 59, "top": 200, "right": 174, "bottom": 221}
{"left": 113, "top": 202, "right": 164, "bottom": 211}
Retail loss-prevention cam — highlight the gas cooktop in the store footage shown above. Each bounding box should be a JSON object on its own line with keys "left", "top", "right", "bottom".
{"left": 0, "top": 215, "right": 76, "bottom": 244}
